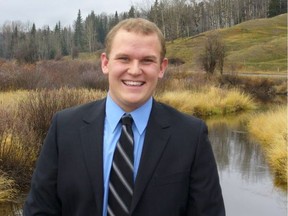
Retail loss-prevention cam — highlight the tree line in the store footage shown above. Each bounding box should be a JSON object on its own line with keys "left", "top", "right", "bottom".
{"left": 0, "top": 0, "right": 286, "bottom": 63}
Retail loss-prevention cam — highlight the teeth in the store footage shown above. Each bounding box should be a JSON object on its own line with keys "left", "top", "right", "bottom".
{"left": 123, "top": 80, "right": 143, "bottom": 86}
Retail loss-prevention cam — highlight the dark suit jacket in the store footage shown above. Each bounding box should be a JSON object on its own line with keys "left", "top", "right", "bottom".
{"left": 24, "top": 98, "right": 225, "bottom": 216}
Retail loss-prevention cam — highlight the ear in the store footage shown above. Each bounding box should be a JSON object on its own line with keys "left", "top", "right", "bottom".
{"left": 158, "top": 58, "right": 168, "bottom": 78}
{"left": 101, "top": 53, "right": 109, "bottom": 75}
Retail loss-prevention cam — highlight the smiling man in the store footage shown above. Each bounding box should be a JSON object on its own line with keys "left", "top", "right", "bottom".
{"left": 24, "top": 18, "right": 225, "bottom": 216}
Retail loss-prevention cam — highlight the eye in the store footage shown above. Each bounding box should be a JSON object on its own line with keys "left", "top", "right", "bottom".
{"left": 142, "top": 58, "right": 155, "bottom": 64}
{"left": 117, "top": 56, "right": 129, "bottom": 62}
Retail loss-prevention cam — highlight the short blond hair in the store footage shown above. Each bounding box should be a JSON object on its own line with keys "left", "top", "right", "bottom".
{"left": 105, "top": 18, "right": 166, "bottom": 60}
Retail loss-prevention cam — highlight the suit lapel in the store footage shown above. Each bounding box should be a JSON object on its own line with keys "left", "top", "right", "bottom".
{"left": 130, "top": 101, "right": 171, "bottom": 213}
{"left": 80, "top": 99, "right": 106, "bottom": 216}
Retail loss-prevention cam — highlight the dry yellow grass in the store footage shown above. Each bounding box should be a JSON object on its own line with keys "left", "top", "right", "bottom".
{"left": 0, "top": 173, "right": 16, "bottom": 202}
{"left": 156, "top": 86, "right": 257, "bottom": 116}
{"left": 0, "top": 90, "right": 29, "bottom": 107}
{"left": 248, "top": 106, "right": 287, "bottom": 189}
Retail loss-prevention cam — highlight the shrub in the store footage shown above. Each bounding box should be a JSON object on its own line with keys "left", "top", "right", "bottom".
{"left": 17, "top": 88, "right": 106, "bottom": 143}
{"left": 0, "top": 60, "right": 107, "bottom": 91}
{"left": 0, "top": 106, "right": 38, "bottom": 187}
{"left": 218, "top": 74, "right": 287, "bottom": 102}
{"left": 0, "top": 88, "right": 106, "bottom": 187}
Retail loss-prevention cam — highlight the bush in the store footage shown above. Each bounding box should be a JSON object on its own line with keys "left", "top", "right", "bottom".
{"left": 0, "top": 88, "right": 106, "bottom": 188}
{"left": 0, "top": 62, "right": 41, "bottom": 91}
{"left": 218, "top": 74, "right": 287, "bottom": 102}
{"left": 0, "top": 60, "right": 107, "bottom": 91}
{"left": 0, "top": 106, "right": 38, "bottom": 187}
{"left": 17, "top": 88, "right": 106, "bottom": 143}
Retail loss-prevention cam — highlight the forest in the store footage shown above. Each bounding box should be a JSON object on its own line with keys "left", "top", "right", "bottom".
{"left": 0, "top": 0, "right": 286, "bottom": 63}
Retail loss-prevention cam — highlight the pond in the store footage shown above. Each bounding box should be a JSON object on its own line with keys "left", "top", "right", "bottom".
{"left": 0, "top": 112, "right": 287, "bottom": 215}
{"left": 207, "top": 114, "right": 287, "bottom": 216}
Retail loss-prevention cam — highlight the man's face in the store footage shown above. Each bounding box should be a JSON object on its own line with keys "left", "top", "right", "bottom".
{"left": 101, "top": 30, "right": 168, "bottom": 112}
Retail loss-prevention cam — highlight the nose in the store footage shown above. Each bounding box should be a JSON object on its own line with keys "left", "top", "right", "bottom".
{"left": 128, "top": 61, "right": 142, "bottom": 75}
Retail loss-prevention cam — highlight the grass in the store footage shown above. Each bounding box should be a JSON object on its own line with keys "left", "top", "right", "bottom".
{"left": 166, "top": 13, "right": 287, "bottom": 73}
{"left": 0, "top": 173, "right": 16, "bottom": 202}
{"left": 0, "top": 90, "right": 29, "bottom": 108}
{"left": 247, "top": 106, "right": 287, "bottom": 190}
{"left": 0, "top": 88, "right": 107, "bottom": 193}
{"left": 156, "top": 86, "right": 257, "bottom": 116}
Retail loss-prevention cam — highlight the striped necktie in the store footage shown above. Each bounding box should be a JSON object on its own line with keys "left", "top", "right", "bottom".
{"left": 108, "top": 113, "right": 134, "bottom": 216}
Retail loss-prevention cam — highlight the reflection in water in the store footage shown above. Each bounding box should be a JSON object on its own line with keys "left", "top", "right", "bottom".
{"left": 1, "top": 114, "right": 287, "bottom": 215}
{"left": 208, "top": 120, "right": 287, "bottom": 216}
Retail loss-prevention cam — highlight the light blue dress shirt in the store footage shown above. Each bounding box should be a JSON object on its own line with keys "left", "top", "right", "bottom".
{"left": 102, "top": 94, "right": 152, "bottom": 216}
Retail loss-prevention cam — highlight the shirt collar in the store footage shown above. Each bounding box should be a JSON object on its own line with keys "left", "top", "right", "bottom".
{"left": 105, "top": 93, "right": 152, "bottom": 135}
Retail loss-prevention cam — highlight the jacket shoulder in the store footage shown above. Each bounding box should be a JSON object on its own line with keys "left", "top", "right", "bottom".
{"left": 55, "top": 98, "right": 106, "bottom": 125}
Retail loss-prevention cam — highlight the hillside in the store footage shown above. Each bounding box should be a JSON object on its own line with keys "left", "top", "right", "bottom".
{"left": 166, "top": 13, "right": 287, "bottom": 74}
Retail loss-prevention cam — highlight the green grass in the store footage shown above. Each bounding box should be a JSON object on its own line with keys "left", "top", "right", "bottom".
{"left": 166, "top": 13, "right": 287, "bottom": 73}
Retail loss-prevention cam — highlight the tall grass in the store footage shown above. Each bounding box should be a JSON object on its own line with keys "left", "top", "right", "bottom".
{"left": 248, "top": 106, "right": 287, "bottom": 190}
{"left": 0, "top": 105, "right": 38, "bottom": 187}
{"left": 17, "top": 88, "right": 106, "bottom": 143}
{"left": 0, "top": 88, "right": 106, "bottom": 189}
{"left": 0, "top": 172, "right": 16, "bottom": 202}
{"left": 156, "top": 86, "right": 257, "bottom": 116}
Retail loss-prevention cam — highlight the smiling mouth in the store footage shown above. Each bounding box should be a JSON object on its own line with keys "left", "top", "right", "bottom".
{"left": 123, "top": 80, "right": 145, "bottom": 86}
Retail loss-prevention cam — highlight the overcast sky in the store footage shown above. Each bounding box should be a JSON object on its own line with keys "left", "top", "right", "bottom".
{"left": 0, "top": 0, "right": 150, "bottom": 29}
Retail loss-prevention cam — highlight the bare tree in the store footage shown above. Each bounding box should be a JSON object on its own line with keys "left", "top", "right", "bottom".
{"left": 200, "top": 32, "right": 226, "bottom": 75}
{"left": 85, "top": 11, "right": 98, "bottom": 52}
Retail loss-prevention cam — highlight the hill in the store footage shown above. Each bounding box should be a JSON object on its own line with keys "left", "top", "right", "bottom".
{"left": 166, "top": 13, "right": 287, "bottom": 74}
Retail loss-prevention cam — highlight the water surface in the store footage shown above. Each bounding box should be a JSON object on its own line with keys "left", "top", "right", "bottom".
{"left": 208, "top": 118, "right": 287, "bottom": 216}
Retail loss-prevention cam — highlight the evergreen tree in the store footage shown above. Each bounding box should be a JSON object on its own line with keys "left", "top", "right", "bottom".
{"left": 96, "top": 15, "right": 108, "bottom": 45}
{"left": 60, "top": 28, "right": 69, "bottom": 56}
{"left": 128, "top": 6, "right": 136, "bottom": 18}
{"left": 268, "top": 0, "right": 287, "bottom": 17}
{"left": 73, "top": 9, "right": 85, "bottom": 51}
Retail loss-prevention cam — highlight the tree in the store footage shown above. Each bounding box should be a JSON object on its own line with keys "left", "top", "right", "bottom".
{"left": 16, "top": 23, "right": 38, "bottom": 63}
{"left": 268, "top": 0, "right": 287, "bottom": 17}
{"left": 85, "top": 11, "right": 98, "bottom": 52}
{"left": 128, "top": 6, "right": 136, "bottom": 18}
{"left": 74, "top": 10, "right": 85, "bottom": 52}
{"left": 200, "top": 32, "right": 226, "bottom": 75}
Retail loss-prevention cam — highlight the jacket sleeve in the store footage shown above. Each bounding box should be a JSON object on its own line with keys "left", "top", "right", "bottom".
{"left": 186, "top": 122, "right": 226, "bottom": 216}
{"left": 23, "top": 114, "right": 61, "bottom": 215}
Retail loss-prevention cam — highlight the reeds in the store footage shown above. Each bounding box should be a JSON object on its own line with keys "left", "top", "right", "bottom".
{"left": 156, "top": 86, "right": 257, "bottom": 116}
{"left": 0, "top": 88, "right": 107, "bottom": 192}
{"left": 248, "top": 106, "right": 287, "bottom": 190}
{"left": 0, "top": 173, "right": 17, "bottom": 202}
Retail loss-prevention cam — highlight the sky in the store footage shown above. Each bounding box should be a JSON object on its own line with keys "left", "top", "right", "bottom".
{"left": 0, "top": 0, "right": 151, "bottom": 29}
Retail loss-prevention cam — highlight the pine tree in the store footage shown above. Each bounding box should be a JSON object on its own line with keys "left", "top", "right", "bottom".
{"left": 128, "top": 6, "right": 136, "bottom": 18}
{"left": 268, "top": 0, "right": 287, "bottom": 17}
{"left": 74, "top": 9, "right": 85, "bottom": 51}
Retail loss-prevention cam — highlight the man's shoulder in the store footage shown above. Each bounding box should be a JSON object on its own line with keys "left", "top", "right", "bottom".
{"left": 55, "top": 98, "right": 106, "bottom": 123}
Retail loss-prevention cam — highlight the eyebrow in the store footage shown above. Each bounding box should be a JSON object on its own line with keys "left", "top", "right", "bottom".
{"left": 114, "top": 53, "right": 157, "bottom": 60}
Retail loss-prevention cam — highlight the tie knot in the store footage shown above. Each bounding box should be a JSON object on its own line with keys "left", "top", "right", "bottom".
{"left": 121, "top": 113, "right": 133, "bottom": 126}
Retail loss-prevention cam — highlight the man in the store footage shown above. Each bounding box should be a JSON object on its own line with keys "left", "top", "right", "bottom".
{"left": 24, "top": 18, "right": 225, "bottom": 216}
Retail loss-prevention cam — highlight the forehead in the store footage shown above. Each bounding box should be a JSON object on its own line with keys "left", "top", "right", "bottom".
{"left": 111, "top": 30, "right": 161, "bottom": 53}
